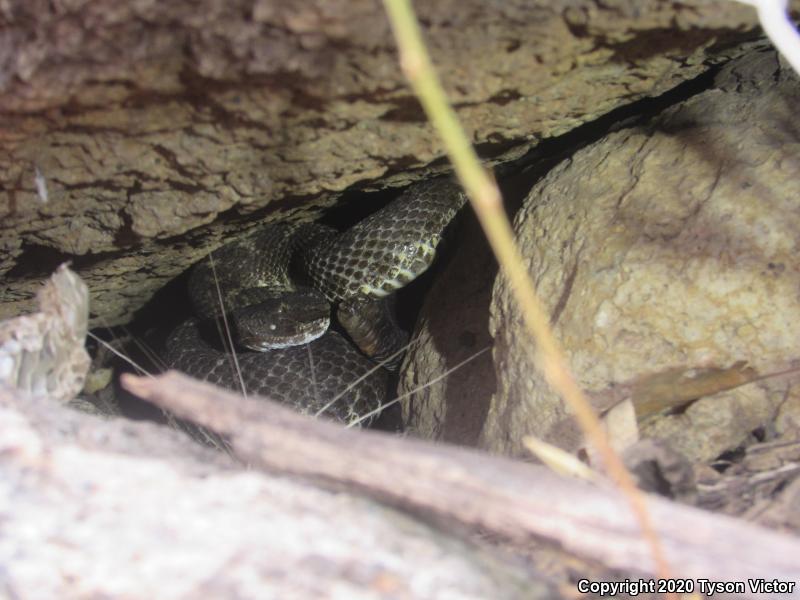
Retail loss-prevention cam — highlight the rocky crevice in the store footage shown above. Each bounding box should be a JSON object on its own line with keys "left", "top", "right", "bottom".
{"left": 0, "top": 0, "right": 765, "bottom": 327}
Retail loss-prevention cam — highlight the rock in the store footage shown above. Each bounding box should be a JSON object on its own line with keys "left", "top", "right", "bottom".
{"left": 776, "top": 386, "right": 800, "bottom": 436}
{"left": 399, "top": 212, "right": 497, "bottom": 445}
{"left": 484, "top": 48, "right": 800, "bottom": 461}
{"left": 0, "top": 0, "right": 764, "bottom": 326}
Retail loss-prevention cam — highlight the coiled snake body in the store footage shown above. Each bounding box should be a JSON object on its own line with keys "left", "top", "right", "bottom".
{"left": 166, "top": 178, "right": 466, "bottom": 424}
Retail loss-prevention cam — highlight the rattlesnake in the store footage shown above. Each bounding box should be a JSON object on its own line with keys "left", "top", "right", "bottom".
{"left": 166, "top": 177, "right": 467, "bottom": 425}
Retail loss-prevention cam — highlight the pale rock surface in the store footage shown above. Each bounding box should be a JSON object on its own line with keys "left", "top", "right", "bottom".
{"left": 485, "top": 49, "right": 800, "bottom": 461}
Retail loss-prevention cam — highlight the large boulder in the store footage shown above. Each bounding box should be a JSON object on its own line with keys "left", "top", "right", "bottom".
{"left": 484, "top": 48, "right": 800, "bottom": 460}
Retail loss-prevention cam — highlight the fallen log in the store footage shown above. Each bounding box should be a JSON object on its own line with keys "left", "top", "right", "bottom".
{"left": 0, "top": 383, "right": 554, "bottom": 599}
{"left": 124, "top": 371, "right": 800, "bottom": 597}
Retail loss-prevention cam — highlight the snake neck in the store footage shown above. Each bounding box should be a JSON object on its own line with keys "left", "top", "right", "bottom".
{"left": 300, "top": 178, "right": 467, "bottom": 303}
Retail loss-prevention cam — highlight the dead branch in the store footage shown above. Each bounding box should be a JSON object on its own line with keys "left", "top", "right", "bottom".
{"left": 0, "top": 384, "right": 553, "bottom": 599}
{"left": 124, "top": 371, "right": 800, "bottom": 597}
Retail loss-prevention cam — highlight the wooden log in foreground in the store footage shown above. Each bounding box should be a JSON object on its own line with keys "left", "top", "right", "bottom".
{"left": 124, "top": 372, "right": 800, "bottom": 596}
{"left": 1, "top": 382, "right": 554, "bottom": 599}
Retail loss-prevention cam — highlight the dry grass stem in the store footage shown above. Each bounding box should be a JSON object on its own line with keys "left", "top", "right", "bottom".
{"left": 86, "top": 331, "right": 153, "bottom": 378}
{"left": 314, "top": 335, "right": 423, "bottom": 418}
{"left": 346, "top": 344, "right": 491, "bottom": 428}
{"left": 381, "top": 0, "right": 675, "bottom": 588}
{"left": 208, "top": 253, "right": 248, "bottom": 399}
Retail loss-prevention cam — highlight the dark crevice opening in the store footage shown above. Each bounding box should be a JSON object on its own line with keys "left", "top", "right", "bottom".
{"left": 89, "top": 55, "right": 727, "bottom": 443}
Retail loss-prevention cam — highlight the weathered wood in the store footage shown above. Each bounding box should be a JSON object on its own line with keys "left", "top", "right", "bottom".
{"left": 0, "top": 383, "right": 554, "bottom": 599}
{"left": 124, "top": 371, "right": 800, "bottom": 597}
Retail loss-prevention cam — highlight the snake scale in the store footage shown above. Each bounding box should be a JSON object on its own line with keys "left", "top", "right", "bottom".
{"left": 166, "top": 177, "right": 466, "bottom": 425}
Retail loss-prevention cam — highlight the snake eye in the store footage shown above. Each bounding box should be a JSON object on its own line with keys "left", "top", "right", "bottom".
{"left": 269, "top": 324, "right": 277, "bottom": 331}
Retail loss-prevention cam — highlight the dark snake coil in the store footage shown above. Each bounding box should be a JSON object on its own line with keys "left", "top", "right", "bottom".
{"left": 166, "top": 178, "right": 467, "bottom": 425}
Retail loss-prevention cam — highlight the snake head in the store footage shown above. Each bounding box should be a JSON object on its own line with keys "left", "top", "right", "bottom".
{"left": 233, "top": 289, "right": 331, "bottom": 350}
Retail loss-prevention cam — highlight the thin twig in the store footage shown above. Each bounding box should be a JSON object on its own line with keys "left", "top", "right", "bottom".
{"left": 121, "top": 325, "right": 168, "bottom": 371}
{"left": 380, "top": 0, "right": 675, "bottom": 588}
{"left": 306, "top": 342, "right": 320, "bottom": 410}
{"left": 346, "top": 344, "right": 490, "bottom": 428}
{"left": 314, "top": 334, "right": 423, "bottom": 418}
{"left": 208, "top": 253, "right": 248, "bottom": 399}
{"left": 87, "top": 331, "right": 153, "bottom": 378}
